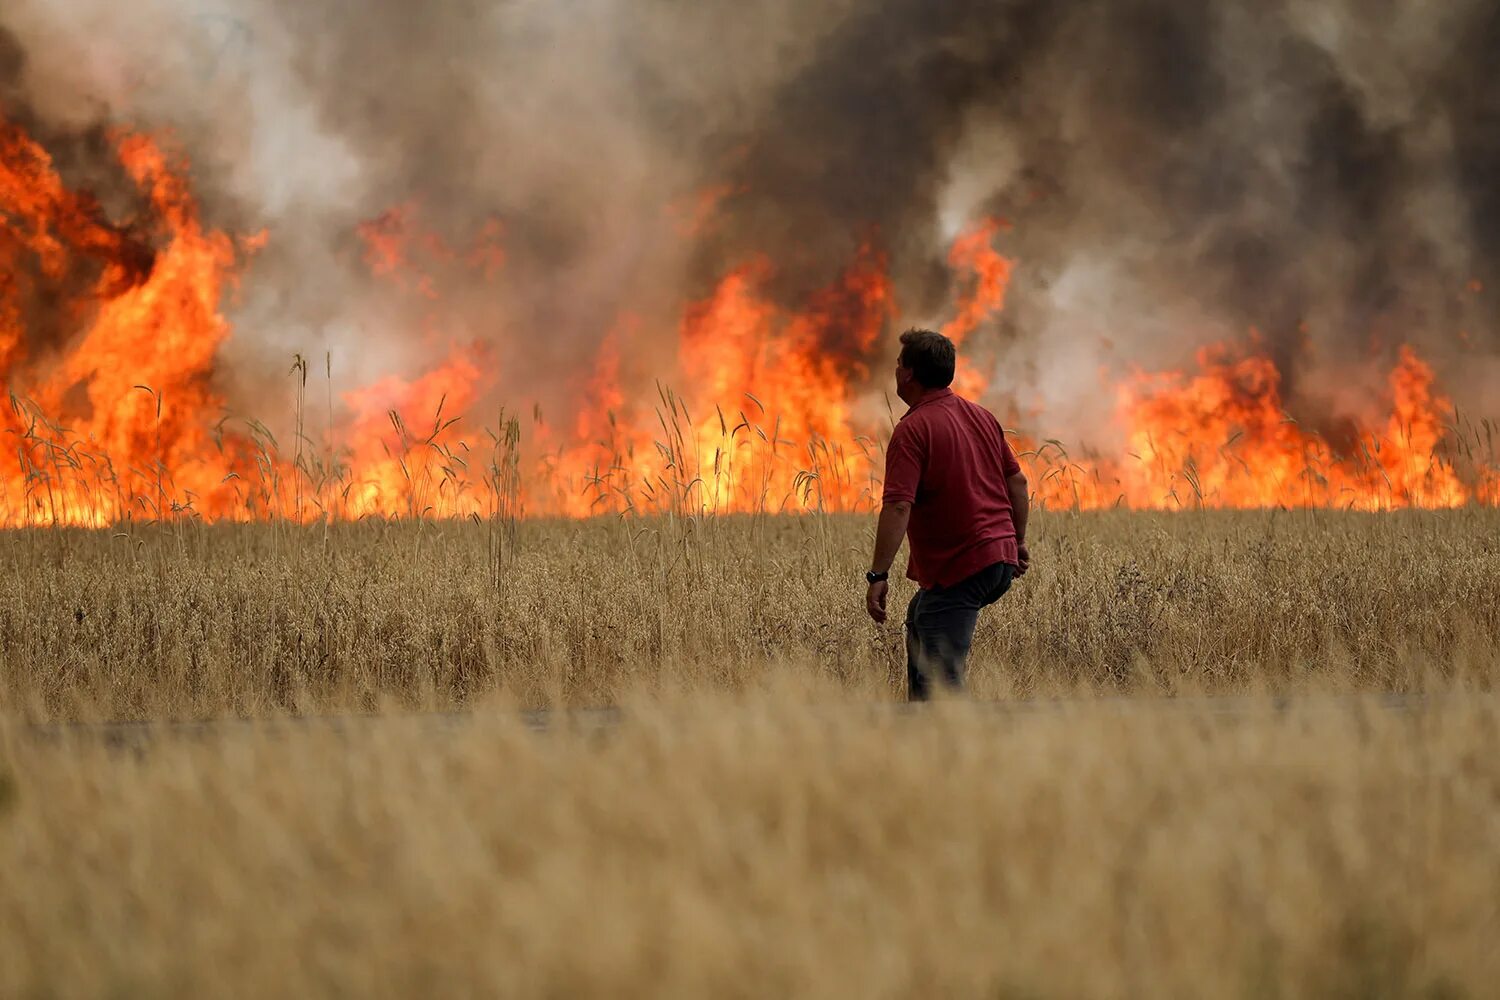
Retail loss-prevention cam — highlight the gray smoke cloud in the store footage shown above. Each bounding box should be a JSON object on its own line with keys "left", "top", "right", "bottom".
{"left": 703, "top": 0, "right": 1500, "bottom": 437}
{"left": 2, "top": 0, "right": 1497, "bottom": 447}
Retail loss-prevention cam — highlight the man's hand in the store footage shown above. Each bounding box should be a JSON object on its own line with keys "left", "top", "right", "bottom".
{"left": 866, "top": 580, "right": 889, "bottom": 623}
{"left": 1016, "top": 542, "right": 1031, "bottom": 577}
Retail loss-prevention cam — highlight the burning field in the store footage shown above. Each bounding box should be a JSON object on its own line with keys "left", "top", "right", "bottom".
{"left": 2, "top": 1, "right": 1499, "bottom": 524}
{"left": 4, "top": 1, "right": 1500, "bottom": 996}
{"left": 1, "top": 112, "right": 1496, "bottom": 523}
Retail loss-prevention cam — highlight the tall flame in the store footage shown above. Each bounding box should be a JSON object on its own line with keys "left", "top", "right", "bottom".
{"left": 1, "top": 116, "right": 262, "bottom": 524}
{"left": 2, "top": 114, "right": 1496, "bottom": 525}
{"left": 940, "top": 218, "right": 1013, "bottom": 400}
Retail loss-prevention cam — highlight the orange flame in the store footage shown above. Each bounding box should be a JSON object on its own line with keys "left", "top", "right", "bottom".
{"left": 1026, "top": 343, "right": 1480, "bottom": 510}
{"left": 1, "top": 116, "right": 260, "bottom": 524}
{"left": 336, "top": 342, "right": 491, "bottom": 519}
{"left": 2, "top": 112, "right": 1496, "bottom": 525}
{"left": 940, "top": 218, "right": 1013, "bottom": 398}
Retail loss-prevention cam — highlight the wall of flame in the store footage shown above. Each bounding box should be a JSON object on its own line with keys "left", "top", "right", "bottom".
{"left": 2, "top": 116, "right": 1495, "bottom": 525}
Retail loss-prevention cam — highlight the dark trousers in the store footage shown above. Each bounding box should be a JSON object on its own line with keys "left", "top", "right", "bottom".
{"left": 905, "top": 561, "right": 1017, "bottom": 701}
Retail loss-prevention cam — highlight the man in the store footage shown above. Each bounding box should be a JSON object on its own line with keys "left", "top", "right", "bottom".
{"left": 865, "top": 328, "right": 1030, "bottom": 700}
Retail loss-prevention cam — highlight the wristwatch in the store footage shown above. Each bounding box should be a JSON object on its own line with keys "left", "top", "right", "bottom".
{"left": 865, "top": 570, "right": 889, "bottom": 585}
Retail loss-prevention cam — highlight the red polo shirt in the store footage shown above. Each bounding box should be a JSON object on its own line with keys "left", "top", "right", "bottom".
{"left": 882, "top": 388, "right": 1023, "bottom": 589}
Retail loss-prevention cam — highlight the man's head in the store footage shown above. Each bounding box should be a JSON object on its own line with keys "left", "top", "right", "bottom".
{"left": 895, "top": 328, "right": 956, "bottom": 404}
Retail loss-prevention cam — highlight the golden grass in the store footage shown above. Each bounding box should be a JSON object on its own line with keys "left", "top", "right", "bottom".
{"left": 3, "top": 691, "right": 1498, "bottom": 997}
{"left": 3, "top": 509, "right": 1498, "bottom": 997}
{"left": 0, "top": 509, "right": 1497, "bottom": 720}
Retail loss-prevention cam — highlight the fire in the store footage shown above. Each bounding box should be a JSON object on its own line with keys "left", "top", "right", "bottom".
{"left": 1, "top": 112, "right": 1496, "bottom": 525}
{"left": 0, "top": 115, "right": 260, "bottom": 525}
{"left": 336, "top": 342, "right": 491, "bottom": 519}
{"left": 677, "top": 243, "right": 893, "bottom": 512}
{"left": 543, "top": 244, "right": 894, "bottom": 516}
{"left": 940, "top": 218, "right": 1013, "bottom": 398}
{"left": 354, "top": 203, "right": 505, "bottom": 300}
{"left": 1026, "top": 343, "right": 1479, "bottom": 510}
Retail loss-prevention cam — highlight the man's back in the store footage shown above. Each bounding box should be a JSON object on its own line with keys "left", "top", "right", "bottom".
{"left": 882, "top": 388, "right": 1021, "bottom": 590}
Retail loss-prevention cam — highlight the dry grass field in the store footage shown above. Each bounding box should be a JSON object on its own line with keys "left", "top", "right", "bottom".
{"left": 2, "top": 509, "right": 1498, "bottom": 718}
{"left": 3, "top": 509, "right": 1500, "bottom": 997}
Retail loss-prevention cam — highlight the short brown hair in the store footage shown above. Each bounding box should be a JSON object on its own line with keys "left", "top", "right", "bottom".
{"left": 898, "top": 329, "right": 956, "bottom": 389}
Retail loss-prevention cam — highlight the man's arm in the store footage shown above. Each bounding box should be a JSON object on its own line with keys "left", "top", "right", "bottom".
{"left": 994, "top": 423, "right": 1030, "bottom": 577}
{"left": 866, "top": 500, "right": 911, "bottom": 624}
{"left": 870, "top": 500, "right": 912, "bottom": 576}
{"left": 1006, "top": 471, "right": 1030, "bottom": 575}
{"left": 870, "top": 418, "right": 921, "bottom": 624}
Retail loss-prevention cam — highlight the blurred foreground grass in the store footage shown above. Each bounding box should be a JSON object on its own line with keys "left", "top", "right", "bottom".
{"left": 3, "top": 689, "right": 1497, "bottom": 998}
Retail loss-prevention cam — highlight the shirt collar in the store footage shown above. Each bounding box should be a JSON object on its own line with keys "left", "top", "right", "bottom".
{"left": 908, "top": 387, "right": 954, "bottom": 412}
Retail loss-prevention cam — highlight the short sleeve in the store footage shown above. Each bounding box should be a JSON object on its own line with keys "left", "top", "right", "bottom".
{"left": 882, "top": 420, "right": 923, "bottom": 504}
{"left": 998, "top": 426, "right": 1022, "bottom": 478}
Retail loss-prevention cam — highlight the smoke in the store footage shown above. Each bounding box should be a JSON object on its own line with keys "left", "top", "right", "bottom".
{"left": 2, "top": 0, "right": 1498, "bottom": 443}
{"left": 702, "top": 0, "right": 1500, "bottom": 434}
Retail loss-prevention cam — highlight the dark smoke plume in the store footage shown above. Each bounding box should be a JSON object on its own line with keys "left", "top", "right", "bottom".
{"left": 704, "top": 0, "right": 1500, "bottom": 427}
{"left": 2, "top": 0, "right": 1497, "bottom": 440}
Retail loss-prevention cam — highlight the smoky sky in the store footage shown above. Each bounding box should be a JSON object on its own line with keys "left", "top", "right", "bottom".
{"left": 2, "top": 0, "right": 1497, "bottom": 439}
{"left": 712, "top": 0, "right": 1500, "bottom": 398}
